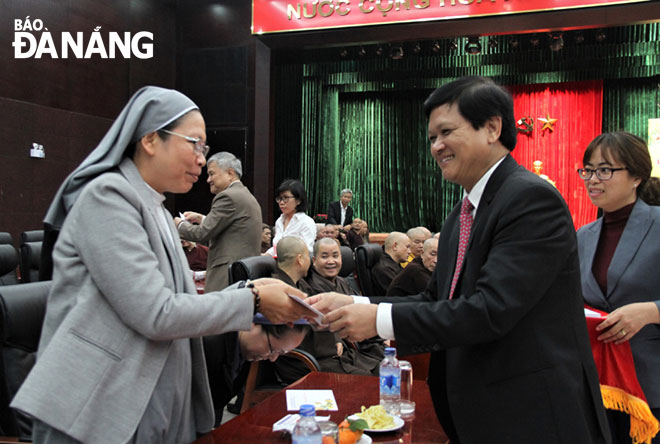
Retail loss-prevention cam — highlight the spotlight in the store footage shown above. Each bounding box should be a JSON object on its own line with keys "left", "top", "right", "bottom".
{"left": 464, "top": 36, "right": 481, "bottom": 55}
{"left": 574, "top": 32, "right": 585, "bottom": 44}
{"left": 448, "top": 39, "right": 458, "bottom": 51}
{"left": 375, "top": 45, "right": 384, "bottom": 56}
{"left": 339, "top": 48, "right": 348, "bottom": 58}
{"left": 390, "top": 45, "right": 404, "bottom": 60}
{"left": 595, "top": 29, "right": 607, "bottom": 42}
{"left": 412, "top": 42, "right": 421, "bottom": 54}
{"left": 488, "top": 36, "right": 498, "bottom": 49}
{"left": 529, "top": 34, "right": 540, "bottom": 47}
{"left": 509, "top": 36, "right": 520, "bottom": 49}
{"left": 357, "top": 46, "right": 367, "bottom": 57}
{"left": 431, "top": 41, "right": 441, "bottom": 53}
{"left": 549, "top": 32, "right": 564, "bottom": 52}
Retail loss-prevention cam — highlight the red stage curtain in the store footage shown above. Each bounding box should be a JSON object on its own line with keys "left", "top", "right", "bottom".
{"left": 509, "top": 81, "right": 602, "bottom": 229}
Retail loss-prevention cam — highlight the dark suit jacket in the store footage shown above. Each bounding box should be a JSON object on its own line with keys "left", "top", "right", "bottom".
{"left": 178, "top": 181, "right": 262, "bottom": 292}
{"left": 327, "top": 201, "right": 353, "bottom": 226}
{"left": 578, "top": 198, "right": 660, "bottom": 408}
{"left": 372, "top": 156, "right": 609, "bottom": 444}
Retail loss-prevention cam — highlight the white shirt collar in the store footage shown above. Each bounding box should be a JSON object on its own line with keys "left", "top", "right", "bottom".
{"left": 464, "top": 156, "right": 506, "bottom": 215}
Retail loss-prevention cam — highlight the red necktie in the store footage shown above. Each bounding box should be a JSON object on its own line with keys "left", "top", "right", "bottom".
{"left": 449, "top": 197, "right": 474, "bottom": 300}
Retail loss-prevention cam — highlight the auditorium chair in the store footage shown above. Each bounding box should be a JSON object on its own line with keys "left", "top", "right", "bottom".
{"left": 18, "top": 242, "right": 41, "bottom": 284}
{"left": 228, "top": 255, "right": 277, "bottom": 285}
{"left": 19, "top": 231, "right": 43, "bottom": 244}
{"left": 0, "top": 246, "right": 19, "bottom": 286}
{"left": 240, "top": 349, "right": 320, "bottom": 413}
{"left": 338, "top": 246, "right": 361, "bottom": 295}
{"left": 355, "top": 243, "right": 383, "bottom": 296}
{"left": 0, "top": 281, "right": 52, "bottom": 441}
{"left": 0, "top": 234, "right": 12, "bottom": 245}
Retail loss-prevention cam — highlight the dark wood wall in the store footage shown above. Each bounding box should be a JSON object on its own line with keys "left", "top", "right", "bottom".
{"left": 0, "top": 0, "right": 177, "bottom": 246}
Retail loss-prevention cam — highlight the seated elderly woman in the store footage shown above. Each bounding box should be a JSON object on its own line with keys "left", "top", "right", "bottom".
{"left": 11, "top": 86, "right": 311, "bottom": 444}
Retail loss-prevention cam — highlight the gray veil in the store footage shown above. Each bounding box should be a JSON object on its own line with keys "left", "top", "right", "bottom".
{"left": 40, "top": 86, "right": 198, "bottom": 281}
{"left": 44, "top": 85, "right": 198, "bottom": 231}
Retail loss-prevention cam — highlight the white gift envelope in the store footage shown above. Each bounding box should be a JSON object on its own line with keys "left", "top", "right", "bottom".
{"left": 286, "top": 389, "right": 338, "bottom": 411}
{"left": 287, "top": 293, "right": 326, "bottom": 326}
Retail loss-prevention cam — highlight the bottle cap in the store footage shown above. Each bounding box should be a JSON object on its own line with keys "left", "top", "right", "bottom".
{"left": 385, "top": 347, "right": 396, "bottom": 356}
{"left": 299, "top": 404, "right": 316, "bottom": 417}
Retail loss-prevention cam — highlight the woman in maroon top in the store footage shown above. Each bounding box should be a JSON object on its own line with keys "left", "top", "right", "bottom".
{"left": 577, "top": 131, "right": 660, "bottom": 443}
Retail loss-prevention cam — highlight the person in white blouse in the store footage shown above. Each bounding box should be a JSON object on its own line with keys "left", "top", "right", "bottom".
{"left": 266, "top": 179, "right": 316, "bottom": 256}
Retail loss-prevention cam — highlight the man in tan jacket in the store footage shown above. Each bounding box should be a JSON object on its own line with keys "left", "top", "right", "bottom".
{"left": 176, "top": 152, "right": 262, "bottom": 291}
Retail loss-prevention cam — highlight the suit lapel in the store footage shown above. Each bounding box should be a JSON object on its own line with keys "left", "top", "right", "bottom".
{"left": 581, "top": 220, "right": 608, "bottom": 308}
{"left": 469, "top": 155, "right": 518, "bottom": 245}
{"left": 607, "top": 200, "right": 653, "bottom": 297}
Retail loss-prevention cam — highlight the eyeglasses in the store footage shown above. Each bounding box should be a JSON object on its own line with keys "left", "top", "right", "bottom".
{"left": 275, "top": 195, "right": 295, "bottom": 204}
{"left": 264, "top": 330, "right": 290, "bottom": 358}
{"left": 160, "top": 129, "right": 210, "bottom": 158}
{"left": 577, "top": 167, "right": 627, "bottom": 181}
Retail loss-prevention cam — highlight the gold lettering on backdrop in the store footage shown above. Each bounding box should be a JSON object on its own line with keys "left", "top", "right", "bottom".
{"left": 359, "top": 1, "right": 375, "bottom": 13}
{"left": 284, "top": 0, "right": 505, "bottom": 22}
{"left": 337, "top": 0, "right": 351, "bottom": 15}
{"left": 318, "top": 0, "right": 334, "bottom": 16}
{"left": 302, "top": 1, "right": 317, "bottom": 18}
{"left": 287, "top": 3, "right": 301, "bottom": 19}
{"left": 376, "top": 0, "right": 394, "bottom": 16}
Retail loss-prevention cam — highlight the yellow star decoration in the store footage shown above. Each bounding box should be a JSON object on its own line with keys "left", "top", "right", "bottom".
{"left": 538, "top": 114, "right": 558, "bottom": 132}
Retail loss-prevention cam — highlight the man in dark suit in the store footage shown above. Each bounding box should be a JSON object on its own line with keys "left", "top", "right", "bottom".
{"left": 175, "top": 152, "right": 262, "bottom": 292}
{"left": 310, "top": 77, "right": 610, "bottom": 444}
{"left": 203, "top": 321, "right": 309, "bottom": 426}
{"left": 326, "top": 189, "right": 354, "bottom": 227}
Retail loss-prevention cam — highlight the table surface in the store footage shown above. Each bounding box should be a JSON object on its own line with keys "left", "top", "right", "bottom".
{"left": 193, "top": 372, "right": 448, "bottom": 444}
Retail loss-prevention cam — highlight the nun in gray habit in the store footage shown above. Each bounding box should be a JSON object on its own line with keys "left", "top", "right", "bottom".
{"left": 11, "top": 86, "right": 304, "bottom": 444}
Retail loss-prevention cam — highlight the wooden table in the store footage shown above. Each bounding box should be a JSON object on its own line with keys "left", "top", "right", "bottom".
{"left": 194, "top": 372, "right": 448, "bottom": 443}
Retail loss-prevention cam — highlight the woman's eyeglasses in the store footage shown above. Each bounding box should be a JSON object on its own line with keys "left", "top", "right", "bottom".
{"left": 577, "top": 167, "right": 627, "bottom": 181}
{"left": 160, "top": 129, "right": 210, "bottom": 158}
{"left": 275, "top": 195, "right": 295, "bottom": 204}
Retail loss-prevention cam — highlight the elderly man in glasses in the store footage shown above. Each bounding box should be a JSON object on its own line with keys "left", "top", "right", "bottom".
{"left": 175, "top": 152, "right": 262, "bottom": 292}
{"left": 203, "top": 318, "right": 310, "bottom": 426}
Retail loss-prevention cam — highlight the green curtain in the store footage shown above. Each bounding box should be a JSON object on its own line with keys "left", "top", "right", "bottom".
{"left": 272, "top": 24, "right": 660, "bottom": 232}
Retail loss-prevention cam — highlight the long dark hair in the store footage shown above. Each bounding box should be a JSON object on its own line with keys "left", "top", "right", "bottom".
{"left": 583, "top": 131, "right": 660, "bottom": 205}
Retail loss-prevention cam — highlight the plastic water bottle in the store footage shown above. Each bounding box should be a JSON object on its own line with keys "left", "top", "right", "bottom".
{"left": 292, "top": 404, "right": 322, "bottom": 444}
{"left": 379, "top": 346, "right": 401, "bottom": 416}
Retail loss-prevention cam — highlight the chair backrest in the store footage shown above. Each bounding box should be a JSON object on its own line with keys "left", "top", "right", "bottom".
{"left": 240, "top": 348, "right": 320, "bottom": 413}
{"left": 338, "top": 246, "right": 355, "bottom": 278}
{"left": 0, "top": 233, "right": 13, "bottom": 245}
{"left": 0, "top": 281, "right": 52, "bottom": 440}
{"left": 229, "top": 255, "right": 277, "bottom": 285}
{"left": 0, "top": 246, "right": 19, "bottom": 286}
{"left": 355, "top": 243, "right": 383, "bottom": 296}
{"left": 19, "top": 242, "right": 42, "bottom": 284}
{"left": 20, "top": 231, "right": 43, "bottom": 244}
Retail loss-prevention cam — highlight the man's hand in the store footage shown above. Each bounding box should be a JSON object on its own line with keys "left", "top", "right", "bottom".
{"left": 335, "top": 342, "right": 344, "bottom": 357}
{"left": 324, "top": 304, "right": 378, "bottom": 342}
{"left": 308, "top": 292, "right": 354, "bottom": 314}
{"left": 183, "top": 211, "right": 204, "bottom": 224}
{"left": 596, "top": 302, "right": 660, "bottom": 344}
{"left": 256, "top": 281, "right": 311, "bottom": 325}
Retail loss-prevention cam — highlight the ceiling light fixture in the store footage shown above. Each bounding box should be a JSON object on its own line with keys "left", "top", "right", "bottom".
{"left": 549, "top": 32, "right": 564, "bottom": 52}
{"left": 465, "top": 36, "right": 481, "bottom": 55}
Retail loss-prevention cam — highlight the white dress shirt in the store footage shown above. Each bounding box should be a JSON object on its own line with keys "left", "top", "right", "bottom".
{"left": 267, "top": 211, "right": 317, "bottom": 256}
{"left": 363, "top": 156, "right": 507, "bottom": 340}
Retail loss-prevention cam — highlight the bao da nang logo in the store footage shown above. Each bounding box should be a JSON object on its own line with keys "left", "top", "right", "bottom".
{"left": 13, "top": 17, "right": 153, "bottom": 59}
